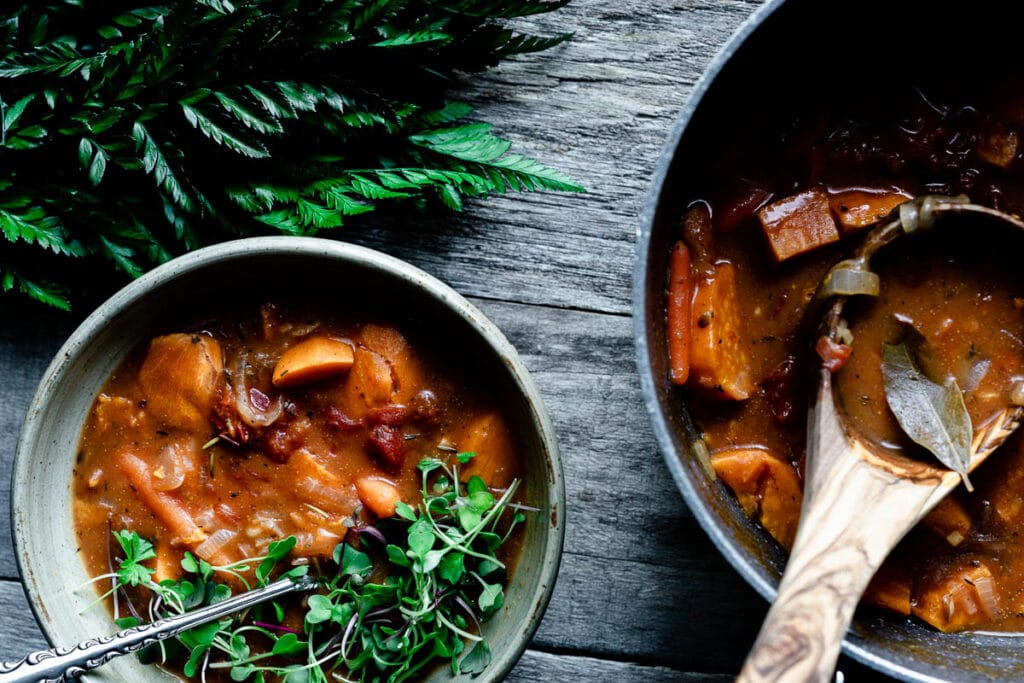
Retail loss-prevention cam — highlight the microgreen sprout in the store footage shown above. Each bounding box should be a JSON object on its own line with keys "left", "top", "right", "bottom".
{"left": 89, "top": 452, "right": 525, "bottom": 681}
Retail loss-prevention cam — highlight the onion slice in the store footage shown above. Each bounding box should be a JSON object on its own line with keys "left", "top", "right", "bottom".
{"left": 194, "top": 528, "right": 236, "bottom": 562}
{"left": 972, "top": 575, "right": 1000, "bottom": 619}
{"left": 231, "top": 357, "right": 283, "bottom": 427}
{"left": 820, "top": 261, "right": 880, "bottom": 298}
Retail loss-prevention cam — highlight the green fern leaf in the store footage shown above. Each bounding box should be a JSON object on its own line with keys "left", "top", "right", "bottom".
{"left": 350, "top": 175, "right": 412, "bottom": 200}
{"left": 0, "top": 205, "right": 84, "bottom": 256}
{"left": 181, "top": 103, "right": 269, "bottom": 158}
{"left": 372, "top": 31, "right": 452, "bottom": 47}
{"left": 295, "top": 198, "right": 343, "bottom": 231}
{"left": 98, "top": 234, "right": 145, "bottom": 278}
{"left": 132, "top": 122, "right": 194, "bottom": 213}
{"left": 214, "top": 92, "right": 284, "bottom": 135}
{"left": 0, "top": 267, "right": 71, "bottom": 310}
{"left": 316, "top": 184, "right": 376, "bottom": 216}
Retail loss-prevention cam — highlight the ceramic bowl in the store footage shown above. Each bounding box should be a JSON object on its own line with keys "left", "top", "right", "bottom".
{"left": 635, "top": 0, "right": 1024, "bottom": 679}
{"left": 13, "top": 236, "right": 564, "bottom": 681}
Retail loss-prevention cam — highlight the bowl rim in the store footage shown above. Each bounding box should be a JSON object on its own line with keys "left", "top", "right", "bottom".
{"left": 630, "top": 2, "right": 942, "bottom": 681}
{"left": 12, "top": 235, "right": 566, "bottom": 681}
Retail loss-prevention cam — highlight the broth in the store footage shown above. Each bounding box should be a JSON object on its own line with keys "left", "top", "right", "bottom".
{"left": 667, "top": 85, "right": 1024, "bottom": 632}
{"left": 72, "top": 300, "right": 524, "bottom": 679}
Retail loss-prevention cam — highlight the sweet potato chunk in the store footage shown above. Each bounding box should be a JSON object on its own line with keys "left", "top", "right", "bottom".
{"left": 682, "top": 202, "right": 715, "bottom": 276}
{"left": 272, "top": 336, "right": 354, "bottom": 388}
{"left": 139, "top": 334, "right": 224, "bottom": 432}
{"left": 922, "top": 497, "right": 972, "bottom": 546}
{"left": 458, "top": 412, "right": 518, "bottom": 490}
{"left": 977, "top": 127, "right": 1020, "bottom": 169}
{"left": 756, "top": 188, "right": 840, "bottom": 261}
{"left": 339, "top": 348, "right": 395, "bottom": 418}
{"left": 289, "top": 450, "right": 358, "bottom": 515}
{"left": 828, "top": 188, "right": 908, "bottom": 232}
{"left": 864, "top": 563, "right": 912, "bottom": 616}
{"left": 666, "top": 241, "right": 692, "bottom": 385}
{"left": 356, "top": 477, "right": 402, "bottom": 518}
{"left": 711, "top": 446, "right": 802, "bottom": 548}
{"left": 360, "top": 324, "right": 424, "bottom": 401}
{"left": 913, "top": 560, "right": 999, "bottom": 632}
{"left": 689, "top": 262, "right": 755, "bottom": 400}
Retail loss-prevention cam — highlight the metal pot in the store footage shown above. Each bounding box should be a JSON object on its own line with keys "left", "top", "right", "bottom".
{"left": 634, "top": 1, "right": 1024, "bottom": 679}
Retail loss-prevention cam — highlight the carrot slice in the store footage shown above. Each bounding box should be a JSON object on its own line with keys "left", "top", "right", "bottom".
{"left": 711, "top": 446, "right": 802, "bottom": 549}
{"left": 118, "top": 451, "right": 206, "bottom": 547}
{"left": 272, "top": 337, "right": 355, "bottom": 388}
{"left": 756, "top": 188, "right": 840, "bottom": 261}
{"left": 356, "top": 477, "right": 402, "bottom": 519}
{"left": 666, "top": 241, "right": 692, "bottom": 385}
{"left": 689, "top": 262, "right": 755, "bottom": 400}
{"left": 828, "top": 188, "right": 908, "bottom": 233}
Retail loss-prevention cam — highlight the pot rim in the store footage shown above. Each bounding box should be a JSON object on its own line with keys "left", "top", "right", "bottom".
{"left": 630, "top": 2, "right": 942, "bottom": 681}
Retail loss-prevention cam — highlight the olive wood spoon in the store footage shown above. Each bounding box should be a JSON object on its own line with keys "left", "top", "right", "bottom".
{"left": 737, "top": 198, "right": 1024, "bottom": 683}
{"left": 0, "top": 576, "right": 314, "bottom": 683}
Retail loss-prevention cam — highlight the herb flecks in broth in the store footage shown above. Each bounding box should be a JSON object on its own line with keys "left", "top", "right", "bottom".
{"left": 73, "top": 302, "right": 526, "bottom": 679}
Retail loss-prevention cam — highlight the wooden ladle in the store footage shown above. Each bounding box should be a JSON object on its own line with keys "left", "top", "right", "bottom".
{"left": 737, "top": 197, "right": 1024, "bottom": 683}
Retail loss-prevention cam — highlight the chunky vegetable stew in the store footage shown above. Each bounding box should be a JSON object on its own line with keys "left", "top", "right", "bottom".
{"left": 666, "top": 86, "right": 1024, "bottom": 632}
{"left": 72, "top": 301, "right": 524, "bottom": 680}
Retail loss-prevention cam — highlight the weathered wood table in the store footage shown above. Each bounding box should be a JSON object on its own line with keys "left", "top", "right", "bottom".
{"left": 0, "top": 1, "right": 884, "bottom": 680}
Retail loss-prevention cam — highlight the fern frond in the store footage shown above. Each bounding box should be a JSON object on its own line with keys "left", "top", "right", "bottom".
{"left": 0, "top": 204, "right": 84, "bottom": 256}
{"left": 0, "top": 266, "right": 71, "bottom": 310}
{"left": 132, "top": 122, "right": 194, "bottom": 213}
{"left": 181, "top": 103, "right": 270, "bottom": 158}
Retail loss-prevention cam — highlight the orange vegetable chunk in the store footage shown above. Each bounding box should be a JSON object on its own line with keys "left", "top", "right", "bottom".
{"left": 689, "top": 262, "right": 755, "bottom": 400}
{"left": 922, "top": 496, "right": 972, "bottom": 546}
{"left": 666, "top": 241, "right": 693, "bottom": 385}
{"left": 338, "top": 348, "right": 395, "bottom": 418}
{"left": 828, "top": 188, "right": 909, "bottom": 232}
{"left": 912, "top": 560, "right": 998, "bottom": 632}
{"left": 458, "top": 412, "right": 518, "bottom": 490}
{"left": 360, "top": 324, "right": 424, "bottom": 401}
{"left": 272, "top": 336, "right": 355, "bottom": 388}
{"left": 864, "top": 563, "right": 912, "bottom": 616}
{"left": 139, "top": 334, "right": 224, "bottom": 432}
{"left": 117, "top": 451, "right": 206, "bottom": 547}
{"left": 756, "top": 188, "right": 840, "bottom": 261}
{"left": 977, "top": 126, "right": 1020, "bottom": 169}
{"left": 356, "top": 477, "right": 402, "bottom": 518}
{"left": 711, "top": 446, "right": 802, "bottom": 548}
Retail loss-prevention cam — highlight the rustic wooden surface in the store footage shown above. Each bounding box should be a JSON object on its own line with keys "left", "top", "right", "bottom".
{"left": 0, "top": 1, "right": 885, "bottom": 680}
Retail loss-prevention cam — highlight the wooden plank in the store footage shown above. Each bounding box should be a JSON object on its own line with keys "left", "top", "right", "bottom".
{"left": 509, "top": 649, "right": 732, "bottom": 682}
{"left": 341, "top": 0, "right": 764, "bottom": 316}
{"left": 0, "top": 579, "right": 49, "bottom": 653}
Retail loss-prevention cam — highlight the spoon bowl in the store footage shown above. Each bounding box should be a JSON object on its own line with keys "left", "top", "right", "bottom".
{"left": 738, "top": 199, "right": 1024, "bottom": 682}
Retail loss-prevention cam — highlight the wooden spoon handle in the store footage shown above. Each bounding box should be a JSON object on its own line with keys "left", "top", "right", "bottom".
{"left": 738, "top": 370, "right": 947, "bottom": 683}
{"left": 736, "top": 539, "right": 880, "bottom": 682}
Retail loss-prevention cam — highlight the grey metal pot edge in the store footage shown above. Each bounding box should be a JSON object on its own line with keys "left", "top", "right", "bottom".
{"left": 12, "top": 236, "right": 565, "bottom": 682}
{"left": 630, "top": 2, "right": 941, "bottom": 681}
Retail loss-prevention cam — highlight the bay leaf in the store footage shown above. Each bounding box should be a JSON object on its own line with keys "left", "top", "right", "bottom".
{"left": 881, "top": 341, "right": 974, "bottom": 491}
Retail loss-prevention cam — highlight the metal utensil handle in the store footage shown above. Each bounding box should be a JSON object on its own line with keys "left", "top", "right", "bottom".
{"left": 0, "top": 577, "right": 312, "bottom": 683}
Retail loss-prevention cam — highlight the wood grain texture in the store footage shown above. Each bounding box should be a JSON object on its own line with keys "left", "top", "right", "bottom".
{"left": 0, "top": 0, "right": 897, "bottom": 680}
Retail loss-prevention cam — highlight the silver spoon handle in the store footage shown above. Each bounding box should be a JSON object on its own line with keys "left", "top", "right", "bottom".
{"left": 0, "top": 577, "right": 312, "bottom": 683}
